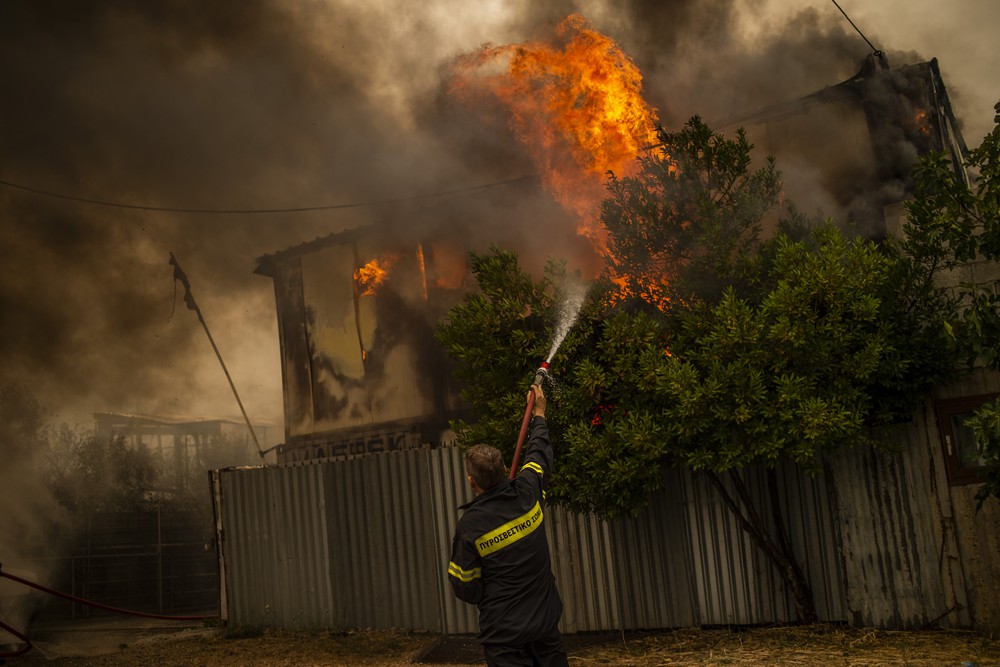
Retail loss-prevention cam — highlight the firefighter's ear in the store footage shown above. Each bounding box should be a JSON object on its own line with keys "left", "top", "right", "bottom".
{"left": 467, "top": 474, "right": 482, "bottom": 495}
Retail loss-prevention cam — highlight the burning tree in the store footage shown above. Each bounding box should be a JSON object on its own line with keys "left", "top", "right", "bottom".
{"left": 437, "top": 117, "right": 959, "bottom": 623}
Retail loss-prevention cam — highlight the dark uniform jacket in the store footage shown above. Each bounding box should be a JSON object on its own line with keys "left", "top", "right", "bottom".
{"left": 448, "top": 417, "right": 563, "bottom": 645}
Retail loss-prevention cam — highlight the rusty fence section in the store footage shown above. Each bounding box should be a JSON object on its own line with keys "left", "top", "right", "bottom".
{"left": 211, "top": 448, "right": 848, "bottom": 632}
{"left": 211, "top": 422, "right": 1000, "bottom": 633}
{"left": 210, "top": 372, "right": 1000, "bottom": 634}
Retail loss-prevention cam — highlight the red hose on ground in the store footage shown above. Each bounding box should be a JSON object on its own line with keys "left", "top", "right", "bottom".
{"left": 0, "top": 567, "right": 218, "bottom": 658}
{"left": 0, "top": 566, "right": 218, "bottom": 659}
{"left": 0, "top": 569, "right": 217, "bottom": 621}
{"left": 0, "top": 566, "right": 217, "bottom": 649}
{"left": 0, "top": 618, "right": 33, "bottom": 658}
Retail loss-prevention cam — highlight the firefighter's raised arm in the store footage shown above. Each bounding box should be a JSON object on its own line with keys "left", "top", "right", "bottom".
{"left": 531, "top": 384, "right": 546, "bottom": 419}
{"left": 516, "top": 384, "right": 552, "bottom": 484}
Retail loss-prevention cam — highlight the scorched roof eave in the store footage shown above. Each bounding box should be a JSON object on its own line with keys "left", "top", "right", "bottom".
{"left": 253, "top": 223, "right": 378, "bottom": 278}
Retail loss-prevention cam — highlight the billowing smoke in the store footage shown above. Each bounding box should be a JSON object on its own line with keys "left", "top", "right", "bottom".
{"left": 0, "top": 384, "right": 65, "bottom": 636}
{"left": 0, "top": 0, "right": 991, "bottom": 439}
{"left": 612, "top": 2, "right": 869, "bottom": 126}
{"left": 0, "top": 4, "right": 993, "bottom": 626}
{"left": 0, "top": 1, "right": 466, "bottom": 428}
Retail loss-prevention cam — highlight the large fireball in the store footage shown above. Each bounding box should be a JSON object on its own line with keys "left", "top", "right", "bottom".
{"left": 449, "top": 14, "right": 661, "bottom": 257}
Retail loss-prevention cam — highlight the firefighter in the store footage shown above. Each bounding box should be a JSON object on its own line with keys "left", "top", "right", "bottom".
{"left": 447, "top": 384, "right": 568, "bottom": 667}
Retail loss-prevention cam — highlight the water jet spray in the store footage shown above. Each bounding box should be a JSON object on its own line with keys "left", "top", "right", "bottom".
{"left": 508, "top": 280, "right": 588, "bottom": 478}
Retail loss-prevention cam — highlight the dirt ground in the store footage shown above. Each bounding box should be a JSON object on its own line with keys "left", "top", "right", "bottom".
{"left": 4, "top": 618, "right": 1000, "bottom": 666}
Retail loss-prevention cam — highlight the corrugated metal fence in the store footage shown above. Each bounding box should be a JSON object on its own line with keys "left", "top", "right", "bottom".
{"left": 211, "top": 447, "right": 847, "bottom": 632}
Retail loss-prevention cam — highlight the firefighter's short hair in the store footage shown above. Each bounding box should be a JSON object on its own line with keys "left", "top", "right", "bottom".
{"left": 465, "top": 444, "right": 507, "bottom": 491}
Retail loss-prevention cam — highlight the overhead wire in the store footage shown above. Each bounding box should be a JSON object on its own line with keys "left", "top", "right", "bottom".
{"left": 831, "top": 0, "right": 882, "bottom": 56}
{"left": 0, "top": 174, "right": 537, "bottom": 215}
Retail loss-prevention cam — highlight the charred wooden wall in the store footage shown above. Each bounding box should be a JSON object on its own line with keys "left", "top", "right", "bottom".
{"left": 256, "top": 224, "right": 469, "bottom": 461}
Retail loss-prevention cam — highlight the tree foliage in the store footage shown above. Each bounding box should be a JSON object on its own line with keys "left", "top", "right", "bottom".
{"left": 602, "top": 119, "right": 778, "bottom": 308}
{"left": 440, "top": 116, "right": 956, "bottom": 516}
{"left": 435, "top": 248, "right": 559, "bottom": 454}
{"left": 437, "top": 115, "right": 966, "bottom": 621}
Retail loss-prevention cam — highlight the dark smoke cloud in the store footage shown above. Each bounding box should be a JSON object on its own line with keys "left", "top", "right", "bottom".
{"left": 0, "top": 0, "right": 993, "bottom": 441}
{"left": 587, "top": 0, "right": 977, "bottom": 233}
{"left": 607, "top": 1, "right": 872, "bottom": 128}
{"left": 0, "top": 2, "right": 993, "bottom": 626}
{"left": 0, "top": 0, "right": 481, "bottom": 428}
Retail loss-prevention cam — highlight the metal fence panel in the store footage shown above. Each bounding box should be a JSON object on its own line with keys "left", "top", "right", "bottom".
{"left": 679, "top": 464, "right": 847, "bottom": 626}
{"left": 350, "top": 450, "right": 440, "bottom": 630}
{"left": 825, "top": 401, "right": 962, "bottom": 629}
{"left": 429, "top": 446, "right": 479, "bottom": 634}
{"left": 608, "top": 468, "right": 699, "bottom": 629}
{"left": 32, "top": 509, "right": 217, "bottom": 622}
{"left": 215, "top": 447, "right": 850, "bottom": 633}
{"left": 548, "top": 506, "right": 619, "bottom": 632}
{"left": 219, "top": 465, "right": 334, "bottom": 627}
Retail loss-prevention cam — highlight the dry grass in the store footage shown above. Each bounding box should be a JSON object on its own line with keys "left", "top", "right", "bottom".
{"left": 578, "top": 625, "right": 1000, "bottom": 666}
{"left": 9, "top": 623, "right": 1000, "bottom": 666}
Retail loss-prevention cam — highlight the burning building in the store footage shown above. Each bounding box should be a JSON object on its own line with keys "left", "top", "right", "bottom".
{"left": 254, "top": 215, "right": 476, "bottom": 463}
{"left": 716, "top": 54, "right": 968, "bottom": 237}
{"left": 259, "top": 53, "right": 970, "bottom": 466}
{"left": 210, "top": 49, "right": 1000, "bottom": 634}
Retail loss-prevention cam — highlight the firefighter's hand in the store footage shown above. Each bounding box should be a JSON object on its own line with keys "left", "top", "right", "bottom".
{"left": 531, "top": 384, "right": 546, "bottom": 418}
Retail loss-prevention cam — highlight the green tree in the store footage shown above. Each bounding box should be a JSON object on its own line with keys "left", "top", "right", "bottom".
{"left": 437, "top": 117, "right": 959, "bottom": 622}
{"left": 905, "top": 101, "right": 1000, "bottom": 507}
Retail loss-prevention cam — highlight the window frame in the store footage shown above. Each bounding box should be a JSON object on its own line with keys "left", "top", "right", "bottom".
{"left": 934, "top": 393, "right": 1000, "bottom": 486}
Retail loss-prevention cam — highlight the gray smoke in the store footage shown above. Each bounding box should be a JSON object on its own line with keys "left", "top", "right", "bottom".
{"left": 0, "top": 0, "right": 990, "bottom": 435}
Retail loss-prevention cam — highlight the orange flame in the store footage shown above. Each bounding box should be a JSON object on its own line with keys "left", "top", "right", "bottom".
{"left": 607, "top": 272, "right": 670, "bottom": 311}
{"left": 450, "top": 14, "right": 660, "bottom": 256}
{"left": 354, "top": 257, "right": 394, "bottom": 296}
{"left": 416, "top": 243, "right": 428, "bottom": 302}
{"left": 914, "top": 108, "right": 931, "bottom": 136}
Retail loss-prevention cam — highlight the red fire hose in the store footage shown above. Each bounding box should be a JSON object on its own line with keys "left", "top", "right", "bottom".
{"left": 0, "top": 565, "right": 218, "bottom": 659}
{"left": 509, "top": 362, "right": 549, "bottom": 480}
{"left": 0, "top": 618, "right": 32, "bottom": 658}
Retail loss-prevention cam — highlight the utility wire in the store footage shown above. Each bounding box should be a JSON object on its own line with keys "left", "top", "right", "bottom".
{"left": 831, "top": 0, "right": 882, "bottom": 55}
{"left": 0, "top": 174, "right": 536, "bottom": 215}
{"left": 170, "top": 252, "right": 265, "bottom": 459}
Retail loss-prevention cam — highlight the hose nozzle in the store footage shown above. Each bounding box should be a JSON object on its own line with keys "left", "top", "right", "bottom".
{"left": 532, "top": 361, "right": 550, "bottom": 386}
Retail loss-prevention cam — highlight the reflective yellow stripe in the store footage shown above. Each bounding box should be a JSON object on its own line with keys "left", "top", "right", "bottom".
{"left": 520, "top": 461, "right": 544, "bottom": 476}
{"left": 475, "top": 501, "right": 543, "bottom": 557}
{"left": 448, "top": 561, "right": 481, "bottom": 582}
